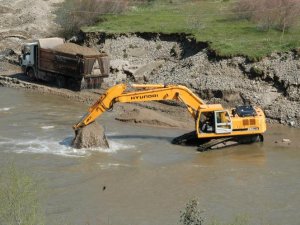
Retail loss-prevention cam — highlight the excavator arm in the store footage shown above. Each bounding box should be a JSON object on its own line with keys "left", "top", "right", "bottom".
{"left": 73, "top": 83, "right": 208, "bottom": 130}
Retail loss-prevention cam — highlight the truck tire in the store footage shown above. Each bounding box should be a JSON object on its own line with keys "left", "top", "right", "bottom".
{"left": 26, "top": 68, "right": 36, "bottom": 81}
{"left": 56, "top": 76, "right": 66, "bottom": 88}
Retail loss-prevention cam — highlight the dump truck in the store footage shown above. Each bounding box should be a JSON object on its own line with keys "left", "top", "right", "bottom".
{"left": 19, "top": 37, "right": 110, "bottom": 91}
{"left": 73, "top": 83, "right": 267, "bottom": 151}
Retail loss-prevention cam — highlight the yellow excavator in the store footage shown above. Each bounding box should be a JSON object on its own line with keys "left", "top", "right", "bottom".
{"left": 73, "top": 83, "right": 267, "bottom": 151}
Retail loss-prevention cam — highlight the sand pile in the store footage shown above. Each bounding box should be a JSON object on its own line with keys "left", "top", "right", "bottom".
{"left": 54, "top": 43, "right": 100, "bottom": 56}
{"left": 72, "top": 121, "right": 109, "bottom": 149}
{"left": 115, "top": 107, "right": 187, "bottom": 128}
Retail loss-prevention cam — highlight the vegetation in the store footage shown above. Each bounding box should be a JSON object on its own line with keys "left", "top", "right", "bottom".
{"left": 234, "top": 0, "right": 300, "bottom": 32}
{"left": 180, "top": 199, "right": 204, "bottom": 225}
{"left": 180, "top": 199, "right": 249, "bottom": 225}
{"left": 0, "top": 164, "right": 44, "bottom": 225}
{"left": 83, "top": 0, "right": 300, "bottom": 59}
{"left": 56, "top": 0, "right": 129, "bottom": 37}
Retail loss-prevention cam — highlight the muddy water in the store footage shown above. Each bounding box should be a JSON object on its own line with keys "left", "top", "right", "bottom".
{"left": 0, "top": 87, "right": 299, "bottom": 225}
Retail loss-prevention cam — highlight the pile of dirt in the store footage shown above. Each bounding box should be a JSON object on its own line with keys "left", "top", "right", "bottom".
{"left": 115, "top": 106, "right": 190, "bottom": 128}
{"left": 54, "top": 43, "right": 100, "bottom": 56}
{"left": 72, "top": 122, "right": 109, "bottom": 149}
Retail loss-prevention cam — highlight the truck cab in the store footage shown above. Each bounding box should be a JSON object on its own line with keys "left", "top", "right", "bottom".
{"left": 20, "top": 42, "right": 38, "bottom": 79}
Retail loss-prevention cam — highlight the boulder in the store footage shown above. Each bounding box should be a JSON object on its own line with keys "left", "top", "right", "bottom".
{"left": 72, "top": 121, "right": 109, "bottom": 149}
{"left": 282, "top": 138, "right": 291, "bottom": 143}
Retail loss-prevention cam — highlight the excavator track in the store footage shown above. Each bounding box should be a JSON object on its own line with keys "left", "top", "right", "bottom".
{"left": 171, "top": 131, "right": 202, "bottom": 146}
{"left": 172, "top": 133, "right": 263, "bottom": 152}
{"left": 172, "top": 132, "right": 236, "bottom": 151}
{"left": 197, "top": 137, "right": 236, "bottom": 152}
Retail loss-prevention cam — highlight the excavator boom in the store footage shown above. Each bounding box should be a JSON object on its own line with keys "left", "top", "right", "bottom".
{"left": 74, "top": 83, "right": 213, "bottom": 130}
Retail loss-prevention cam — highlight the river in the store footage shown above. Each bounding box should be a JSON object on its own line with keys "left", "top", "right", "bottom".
{"left": 0, "top": 87, "right": 299, "bottom": 225}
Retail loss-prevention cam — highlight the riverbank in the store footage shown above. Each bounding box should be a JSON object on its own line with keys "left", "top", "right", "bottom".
{"left": 0, "top": 30, "right": 299, "bottom": 128}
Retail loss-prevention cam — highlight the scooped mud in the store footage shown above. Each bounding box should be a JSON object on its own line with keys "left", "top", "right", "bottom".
{"left": 72, "top": 122, "right": 109, "bottom": 149}
{"left": 53, "top": 43, "right": 100, "bottom": 56}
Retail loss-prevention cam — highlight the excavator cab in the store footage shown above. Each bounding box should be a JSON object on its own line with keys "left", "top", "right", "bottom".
{"left": 214, "top": 110, "right": 232, "bottom": 134}
{"left": 197, "top": 109, "right": 232, "bottom": 137}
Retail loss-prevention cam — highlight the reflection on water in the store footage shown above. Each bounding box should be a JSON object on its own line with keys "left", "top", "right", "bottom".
{"left": 0, "top": 87, "right": 300, "bottom": 225}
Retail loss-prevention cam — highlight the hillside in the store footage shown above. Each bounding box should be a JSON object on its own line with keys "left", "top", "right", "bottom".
{"left": 85, "top": 0, "right": 300, "bottom": 59}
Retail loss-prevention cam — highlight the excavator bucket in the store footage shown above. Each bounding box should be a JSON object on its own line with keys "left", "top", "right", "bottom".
{"left": 72, "top": 121, "right": 109, "bottom": 149}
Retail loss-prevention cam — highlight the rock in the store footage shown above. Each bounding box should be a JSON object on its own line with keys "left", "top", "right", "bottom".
{"left": 250, "top": 66, "right": 264, "bottom": 77}
{"left": 286, "top": 85, "right": 300, "bottom": 101}
{"left": 72, "top": 121, "right": 109, "bottom": 149}
{"left": 0, "top": 48, "right": 15, "bottom": 57}
{"left": 123, "top": 64, "right": 140, "bottom": 77}
{"left": 282, "top": 138, "right": 291, "bottom": 143}
{"left": 110, "top": 59, "right": 129, "bottom": 71}
{"left": 289, "top": 121, "right": 295, "bottom": 127}
{"left": 132, "top": 60, "right": 164, "bottom": 82}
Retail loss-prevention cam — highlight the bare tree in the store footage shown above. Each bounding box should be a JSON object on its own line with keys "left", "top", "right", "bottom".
{"left": 56, "top": 0, "right": 128, "bottom": 37}
{"left": 233, "top": 0, "right": 300, "bottom": 31}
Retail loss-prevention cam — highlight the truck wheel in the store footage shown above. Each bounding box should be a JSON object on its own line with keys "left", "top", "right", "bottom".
{"left": 56, "top": 76, "right": 66, "bottom": 88}
{"left": 26, "top": 68, "right": 36, "bottom": 81}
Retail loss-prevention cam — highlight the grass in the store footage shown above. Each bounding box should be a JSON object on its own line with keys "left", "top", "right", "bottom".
{"left": 84, "top": 0, "right": 300, "bottom": 59}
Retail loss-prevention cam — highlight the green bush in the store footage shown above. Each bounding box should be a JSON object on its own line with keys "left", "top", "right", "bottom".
{"left": 180, "top": 199, "right": 204, "bottom": 225}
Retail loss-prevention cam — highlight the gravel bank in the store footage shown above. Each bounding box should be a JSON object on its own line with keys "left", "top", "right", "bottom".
{"left": 0, "top": 29, "right": 299, "bottom": 128}
{"left": 82, "top": 32, "right": 300, "bottom": 128}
